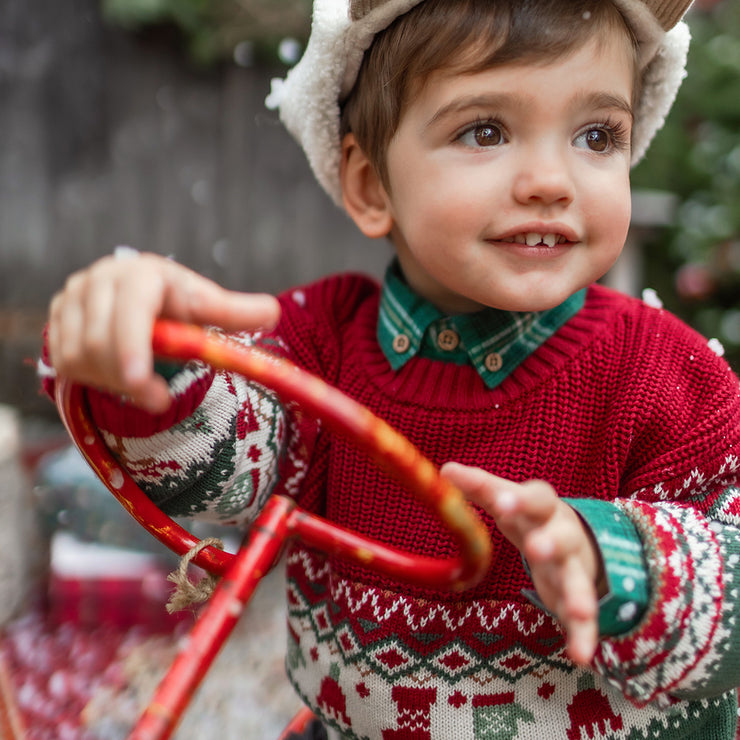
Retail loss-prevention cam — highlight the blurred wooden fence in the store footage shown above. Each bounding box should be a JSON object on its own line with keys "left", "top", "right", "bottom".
{"left": 0, "top": 0, "right": 386, "bottom": 415}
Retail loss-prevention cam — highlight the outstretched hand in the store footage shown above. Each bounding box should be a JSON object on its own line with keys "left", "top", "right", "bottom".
{"left": 48, "top": 251, "right": 281, "bottom": 413}
{"left": 441, "top": 462, "right": 605, "bottom": 666}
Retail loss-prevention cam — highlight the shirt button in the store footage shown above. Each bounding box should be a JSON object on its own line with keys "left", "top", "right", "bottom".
{"left": 392, "top": 334, "right": 411, "bottom": 353}
{"left": 618, "top": 601, "right": 638, "bottom": 622}
{"left": 484, "top": 352, "right": 503, "bottom": 372}
{"left": 437, "top": 329, "right": 460, "bottom": 351}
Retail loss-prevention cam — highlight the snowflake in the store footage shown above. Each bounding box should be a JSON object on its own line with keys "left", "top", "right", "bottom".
{"left": 641, "top": 288, "right": 663, "bottom": 309}
{"left": 708, "top": 338, "right": 725, "bottom": 357}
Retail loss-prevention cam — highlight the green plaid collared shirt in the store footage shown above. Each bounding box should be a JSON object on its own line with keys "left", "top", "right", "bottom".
{"left": 375, "top": 261, "right": 648, "bottom": 635}
{"left": 377, "top": 261, "right": 586, "bottom": 388}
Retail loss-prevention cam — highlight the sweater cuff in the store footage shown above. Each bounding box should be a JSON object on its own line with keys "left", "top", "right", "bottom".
{"left": 87, "top": 360, "right": 214, "bottom": 438}
{"left": 566, "top": 498, "right": 650, "bottom": 637}
{"left": 521, "top": 499, "right": 649, "bottom": 637}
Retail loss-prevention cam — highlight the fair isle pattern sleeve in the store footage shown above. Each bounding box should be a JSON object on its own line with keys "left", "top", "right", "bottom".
{"left": 89, "top": 331, "right": 319, "bottom": 527}
{"left": 593, "top": 462, "right": 740, "bottom": 707}
{"left": 79, "top": 274, "right": 379, "bottom": 527}
{"left": 569, "top": 291, "right": 740, "bottom": 711}
{"left": 592, "top": 453, "right": 740, "bottom": 705}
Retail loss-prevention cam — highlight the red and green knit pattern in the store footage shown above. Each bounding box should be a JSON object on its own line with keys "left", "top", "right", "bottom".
{"left": 283, "top": 544, "right": 737, "bottom": 739}
{"left": 79, "top": 276, "right": 740, "bottom": 739}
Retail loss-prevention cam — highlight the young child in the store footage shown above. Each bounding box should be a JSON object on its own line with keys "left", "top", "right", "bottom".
{"left": 44, "top": 0, "right": 740, "bottom": 737}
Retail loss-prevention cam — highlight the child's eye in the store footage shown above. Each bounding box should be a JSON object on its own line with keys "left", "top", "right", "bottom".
{"left": 580, "top": 129, "right": 610, "bottom": 152}
{"left": 573, "top": 121, "right": 630, "bottom": 154}
{"left": 456, "top": 121, "right": 506, "bottom": 149}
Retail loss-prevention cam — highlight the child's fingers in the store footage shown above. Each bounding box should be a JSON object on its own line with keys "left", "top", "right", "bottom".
{"left": 82, "top": 272, "right": 116, "bottom": 356}
{"left": 110, "top": 289, "right": 168, "bottom": 413}
{"left": 559, "top": 559, "right": 599, "bottom": 665}
{"left": 441, "top": 462, "right": 531, "bottom": 545}
{"left": 107, "top": 263, "right": 188, "bottom": 411}
{"left": 113, "top": 257, "right": 281, "bottom": 376}
{"left": 174, "top": 279, "right": 281, "bottom": 334}
{"left": 442, "top": 464, "right": 601, "bottom": 666}
{"left": 565, "top": 613, "right": 598, "bottom": 666}
{"left": 444, "top": 463, "right": 556, "bottom": 521}
{"left": 81, "top": 266, "right": 124, "bottom": 380}
{"left": 440, "top": 461, "right": 514, "bottom": 510}
{"left": 49, "top": 271, "right": 106, "bottom": 382}
{"left": 523, "top": 509, "right": 588, "bottom": 565}
{"left": 112, "top": 260, "right": 279, "bottom": 403}
{"left": 47, "top": 268, "right": 167, "bottom": 411}
{"left": 508, "top": 479, "right": 560, "bottom": 523}
{"left": 48, "top": 252, "right": 280, "bottom": 414}
{"left": 531, "top": 555, "right": 598, "bottom": 666}
{"left": 149, "top": 257, "right": 281, "bottom": 333}
{"left": 47, "top": 290, "right": 82, "bottom": 373}
{"left": 442, "top": 463, "right": 560, "bottom": 550}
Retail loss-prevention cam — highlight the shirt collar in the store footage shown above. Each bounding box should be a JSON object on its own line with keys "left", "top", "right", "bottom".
{"left": 377, "top": 261, "right": 586, "bottom": 389}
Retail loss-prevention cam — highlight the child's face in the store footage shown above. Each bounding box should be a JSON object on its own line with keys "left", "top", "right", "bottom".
{"left": 383, "top": 34, "right": 634, "bottom": 314}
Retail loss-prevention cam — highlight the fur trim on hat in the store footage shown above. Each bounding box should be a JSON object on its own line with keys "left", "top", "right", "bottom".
{"left": 266, "top": 0, "right": 692, "bottom": 206}
{"left": 631, "top": 19, "right": 690, "bottom": 164}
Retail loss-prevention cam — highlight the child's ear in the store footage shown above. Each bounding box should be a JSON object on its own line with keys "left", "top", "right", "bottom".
{"left": 340, "top": 133, "right": 393, "bottom": 238}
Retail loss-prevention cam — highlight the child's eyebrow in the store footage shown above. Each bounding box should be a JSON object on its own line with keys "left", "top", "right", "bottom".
{"left": 573, "top": 92, "right": 634, "bottom": 122}
{"left": 424, "top": 90, "right": 634, "bottom": 130}
{"left": 423, "top": 93, "right": 525, "bottom": 130}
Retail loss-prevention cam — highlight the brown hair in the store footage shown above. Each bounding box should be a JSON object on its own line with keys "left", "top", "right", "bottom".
{"left": 341, "top": 0, "right": 639, "bottom": 188}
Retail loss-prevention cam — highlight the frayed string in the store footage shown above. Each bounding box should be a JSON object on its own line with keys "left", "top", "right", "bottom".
{"left": 166, "top": 537, "right": 224, "bottom": 613}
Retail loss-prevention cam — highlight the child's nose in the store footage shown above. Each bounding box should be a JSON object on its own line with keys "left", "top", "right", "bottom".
{"left": 511, "top": 145, "right": 575, "bottom": 207}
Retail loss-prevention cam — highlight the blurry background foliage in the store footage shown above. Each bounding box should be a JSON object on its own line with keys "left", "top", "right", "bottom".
{"left": 100, "top": 0, "right": 312, "bottom": 65}
{"left": 631, "top": 0, "right": 740, "bottom": 370}
{"left": 100, "top": 0, "right": 740, "bottom": 370}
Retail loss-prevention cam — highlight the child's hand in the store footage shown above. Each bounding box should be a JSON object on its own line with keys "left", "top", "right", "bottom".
{"left": 441, "top": 462, "right": 605, "bottom": 666}
{"left": 48, "top": 251, "right": 281, "bottom": 413}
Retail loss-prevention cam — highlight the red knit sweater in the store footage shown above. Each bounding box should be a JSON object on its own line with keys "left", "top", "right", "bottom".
{"left": 78, "top": 275, "right": 740, "bottom": 739}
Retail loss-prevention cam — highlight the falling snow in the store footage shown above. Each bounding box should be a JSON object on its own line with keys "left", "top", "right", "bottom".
{"left": 641, "top": 288, "right": 663, "bottom": 309}
{"left": 708, "top": 338, "right": 726, "bottom": 357}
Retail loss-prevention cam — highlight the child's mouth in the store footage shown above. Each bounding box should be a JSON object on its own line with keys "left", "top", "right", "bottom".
{"left": 500, "top": 233, "right": 568, "bottom": 248}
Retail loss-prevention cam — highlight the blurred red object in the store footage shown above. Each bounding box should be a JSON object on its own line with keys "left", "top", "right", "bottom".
{"left": 46, "top": 534, "right": 188, "bottom": 633}
{"left": 0, "top": 536, "right": 191, "bottom": 740}
{"left": 0, "top": 652, "right": 25, "bottom": 740}
{"left": 1, "top": 612, "right": 123, "bottom": 740}
{"left": 675, "top": 262, "right": 716, "bottom": 301}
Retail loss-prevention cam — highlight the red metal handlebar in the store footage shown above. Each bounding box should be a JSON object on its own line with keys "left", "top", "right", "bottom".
{"left": 54, "top": 319, "right": 492, "bottom": 739}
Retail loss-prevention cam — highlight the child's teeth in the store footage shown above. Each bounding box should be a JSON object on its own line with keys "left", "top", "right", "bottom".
{"left": 521, "top": 232, "right": 559, "bottom": 247}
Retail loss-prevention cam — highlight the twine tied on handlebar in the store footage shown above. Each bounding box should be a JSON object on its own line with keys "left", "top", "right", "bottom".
{"left": 166, "top": 537, "right": 225, "bottom": 613}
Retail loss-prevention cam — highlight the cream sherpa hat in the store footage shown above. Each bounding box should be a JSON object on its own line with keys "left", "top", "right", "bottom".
{"left": 266, "top": 0, "right": 694, "bottom": 206}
